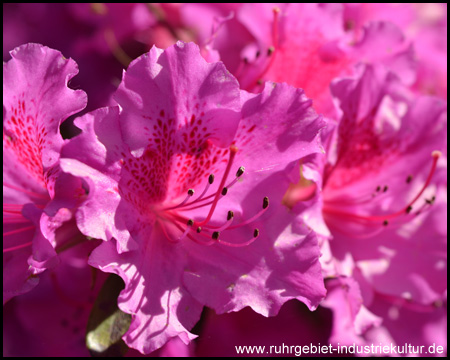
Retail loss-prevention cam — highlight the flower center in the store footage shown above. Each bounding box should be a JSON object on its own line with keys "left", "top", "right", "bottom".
{"left": 322, "top": 151, "right": 441, "bottom": 237}
{"left": 154, "top": 145, "right": 269, "bottom": 247}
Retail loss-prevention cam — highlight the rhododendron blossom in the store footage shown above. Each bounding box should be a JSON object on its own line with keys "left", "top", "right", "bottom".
{"left": 2, "top": 3, "right": 447, "bottom": 357}
{"left": 59, "top": 41, "right": 327, "bottom": 353}
{"left": 298, "top": 63, "right": 447, "bottom": 351}
{"left": 3, "top": 43, "right": 87, "bottom": 303}
{"left": 181, "top": 4, "right": 416, "bottom": 118}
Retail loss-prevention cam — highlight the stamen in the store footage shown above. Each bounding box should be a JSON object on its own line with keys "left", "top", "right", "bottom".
{"left": 157, "top": 219, "right": 181, "bottom": 244}
{"left": 2, "top": 217, "right": 31, "bottom": 224}
{"left": 156, "top": 147, "right": 266, "bottom": 248}
{"left": 3, "top": 225, "right": 35, "bottom": 237}
{"left": 3, "top": 203, "right": 27, "bottom": 213}
{"left": 177, "top": 219, "right": 194, "bottom": 242}
{"left": 228, "top": 196, "right": 269, "bottom": 230}
{"left": 197, "top": 145, "right": 238, "bottom": 226}
{"left": 3, "top": 182, "right": 48, "bottom": 200}
{"left": 3, "top": 241, "right": 33, "bottom": 253}
{"left": 204, "top": 210, "right": 235, "bottom": 232}
{"left": 216, "top": 228, "right": 260, "bottom": 248}
{"left": 323, "top": 151, "right": 441, "bottom": 227}
{"left": 236, "top": 166, "right": 245, "bottom": 177}
{"left": 163, "top": 188, "right": 196, "bottom": 210}
{"left": 246, "top": 7, "right": 280, "bottom": 90}
{"left": 180, "top": 174, "right": 215, "bottom": 208}
{"left": 180, "top": 166, "right": 243, "bottom": 211}
{"left": 235, "top": 57, "right": 249, "bottom": 78}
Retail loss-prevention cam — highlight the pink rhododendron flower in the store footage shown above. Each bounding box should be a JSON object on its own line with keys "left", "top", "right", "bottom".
{"left": 296, "top": 62, "right": 447, "bottom": 352}
{"left": 3, "top": 43, "right": 87, "bottom": 303}
{"left": 59, "top": 41, "right": 327, "bottom": 353}
{"left": 2, "top": 3, "right": 447, "bottom": 357}
{"left": 180, "top": 4, "right": 416, "bottom": 119}
{"left": 343, "top": 3, "right": 447, "bottom": 98}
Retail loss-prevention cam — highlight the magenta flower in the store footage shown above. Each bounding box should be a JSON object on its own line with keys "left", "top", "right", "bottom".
{"left": 300, "top": 62, "right": 447, "bottom": 350}
{"left": 179, "top": 4, "right": 415, "bottom": 120}
{"left": 343, "top": 3, "right": 447, "bottom": 98}
{"left": 321, "top": 276, "right": 382, "bottom": 346}
{"left": 60, "top": 41, "right": 327, "bottom": 353}
{"left": 3, "top": 43, "right": 87, "bottom": 303}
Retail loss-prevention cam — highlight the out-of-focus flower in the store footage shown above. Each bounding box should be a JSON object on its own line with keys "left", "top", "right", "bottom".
{"left": 3, "top": 241, "right": 105, "bottom": 357}
{"left": 180, "top": 4, "right": 416, "bottom": 119}
{"left": 3, "top": 43, "right": 87, "bottom": 303}
{"left": 343, "top": 3, "right": 447, "bottom": 98}
{"left": 59, "top": 41, "right": 327, "bottom": 353}
{"left": 3, "top": 4, "right": 156, "bottom": 114}
{"left": 298, "top": 62, "right": 447, "bottom": 353}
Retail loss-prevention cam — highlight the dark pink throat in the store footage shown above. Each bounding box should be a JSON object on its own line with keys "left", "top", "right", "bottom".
{"left": 154, "top": 145, "right": 269, "bottom": 247}
{"left": 322, "top": 151, "right": 441, "bottom": 236}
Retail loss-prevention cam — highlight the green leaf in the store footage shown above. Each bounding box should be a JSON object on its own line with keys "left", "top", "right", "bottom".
{"left": 86, "top": 274, "right": 131, "bottom": 357}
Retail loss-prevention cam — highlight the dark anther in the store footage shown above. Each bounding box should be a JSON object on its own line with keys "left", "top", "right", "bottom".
{"left": 255, "top": 50, "right": 261, "bottom": 58}
{"left": 262, "top": 196, "right": 269, "bottom": 209}
{"left": 227, "top": 210, "right": 234, "bottom": 221}
{"left": 376, "top": 185, "right": 381, "bottom": 192}
{"left": 406, "top": 206, "right": 413, "bottom": 214}
{"left": 236, "top": 166, "right": 245, "bottom": 177}
{"left": 426, "top": 197, "right": 436, "bottom": 205}
{"left": 383, "top": 185, "right": 388, "bottom": 193}
{"left": 188, "top": 189, "right": 195, "bottom": 196}
{"left": 222, "top": 187, "right": 228, "bottom": 196}
{"left": 406, "top": 175, "right": 413, "bottom": 184}
{"left": 253, "top": 229, "right": 260, "bottom": 238}
{"left": 187, "top": 219, "right": 194, "bottom": 226}
{"left": 257, "top": 79, "right": 263, "bottom": 85}
{"left": 208, "top": 174, "right": 215, "bottom": 184}
{"left": 267, "top": 46, "right": 275, "bottom": 56}
{"left": 383, "top": 220, "right": 389, "bottom": 226}
{"left": 243, "top": 57, "right": 249, "bottom": 64}
{"left": 212, "top": 231, "right": 220, "bottom": 240}
{"left": 196, "top": 227, "right": 202, "bottom": 233}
